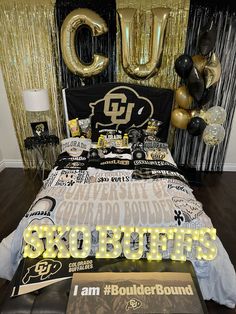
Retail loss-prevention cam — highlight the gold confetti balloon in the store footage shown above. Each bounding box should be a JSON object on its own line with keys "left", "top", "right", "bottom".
{"left": 203, "top": 124, "right": 225, "bottom": 146}
{"left": 171, "top": 108, "right": 191, "bottom": 129}
{"left": 175, "top": 85, "right": 193, "bottom": 109}
{"left": 205, "top": 106, "right": 226, "bottom": 125}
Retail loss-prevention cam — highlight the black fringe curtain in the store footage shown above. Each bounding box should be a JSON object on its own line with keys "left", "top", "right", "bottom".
{"left": 55, "top": 0, "right": 116, "bottom": 88}
{"left": 172, "top": 0, "right": 236, "bottom": 171}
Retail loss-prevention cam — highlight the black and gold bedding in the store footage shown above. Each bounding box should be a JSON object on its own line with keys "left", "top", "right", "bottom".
{"left": 0, "top": 84, "right": 235, "bottom": 309}
{"left": 0, "top": 137, "right": 234, "bottom": 307}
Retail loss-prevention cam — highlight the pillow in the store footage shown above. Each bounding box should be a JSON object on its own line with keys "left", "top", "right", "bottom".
{"left": 61, "top": 137, "right": 91, "bottom": 156}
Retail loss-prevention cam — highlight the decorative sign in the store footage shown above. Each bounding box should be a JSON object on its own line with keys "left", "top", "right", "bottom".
{"left": 65, "top": 83, "right": 173, "bottom": 142}
{"left": 11, "top": 257, "right": 95, "bottom": 297}
{"left": 67, "top": 272, "right": 206, "bottom": 313}
{"left": 23, "top": 225, "right": 217, "bottom": 261}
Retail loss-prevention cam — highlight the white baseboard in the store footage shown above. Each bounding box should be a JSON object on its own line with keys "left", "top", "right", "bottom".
{"left": 194, "top": 162, "right": 236, "bottom": 172}
{"left": 2, "top": 159, "right": 24, "bottom": 169}
{"left": 0, "top": 160, "right": 5, "bottom": 172}
{"left": 223, "top": 163, "right": 236, "bottom": 171}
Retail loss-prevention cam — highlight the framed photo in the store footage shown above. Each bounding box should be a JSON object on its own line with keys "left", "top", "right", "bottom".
{"left": 31, "top": 121, "right": 49, "bottom": 137}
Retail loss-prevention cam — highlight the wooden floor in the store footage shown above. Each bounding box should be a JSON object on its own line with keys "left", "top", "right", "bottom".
{"left": 0, "top": 168, "right": 235, "bottom": 313}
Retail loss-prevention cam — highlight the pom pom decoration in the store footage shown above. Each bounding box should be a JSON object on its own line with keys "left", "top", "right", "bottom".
{"left": 203, "top": 124, "right": 225, "bottom": 146}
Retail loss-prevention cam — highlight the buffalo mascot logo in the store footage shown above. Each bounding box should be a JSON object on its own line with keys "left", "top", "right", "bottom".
{"left": 89, "top": 86, "right": 154, "bottom": 130}
{"left": 22, "top": 259, "right": 62, "bottom": 284}
{"left": 126, "top": 298, "right": 142, "bottom": 311}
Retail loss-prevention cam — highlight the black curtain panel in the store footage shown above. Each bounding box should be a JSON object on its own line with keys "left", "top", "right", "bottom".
{"left": 55, "top": 0, "right": 116, "bottom": 88}
{"left": 173, "top": 0, "right": 236, "bottom": 171}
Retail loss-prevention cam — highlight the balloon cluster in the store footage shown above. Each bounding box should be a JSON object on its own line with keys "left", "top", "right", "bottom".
{"left": 171, "top": 22, "right": 226, "bottom": 146}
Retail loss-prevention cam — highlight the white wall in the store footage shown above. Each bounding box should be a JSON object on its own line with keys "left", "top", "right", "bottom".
{"left": 0, "top": 68, "right": 23, "bottom": 170}
{"left": 0, "top": 148, "right": 3, "bottom": 172}
{"left": 224, "top": 112, "right": 236, "bottom": 171}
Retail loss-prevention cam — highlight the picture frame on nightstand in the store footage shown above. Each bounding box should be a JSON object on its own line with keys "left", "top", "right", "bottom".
{"left": 30, "top": 121, "right": 49, "bottom": 137}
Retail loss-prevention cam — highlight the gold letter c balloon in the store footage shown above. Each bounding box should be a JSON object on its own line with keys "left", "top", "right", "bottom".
{"left": 60, "top": 8, "right": 109, "bottom": 77}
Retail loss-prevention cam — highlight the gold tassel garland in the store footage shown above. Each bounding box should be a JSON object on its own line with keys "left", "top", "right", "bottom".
{"left": 0, "top": 0, "right": 63, "bottom": 168}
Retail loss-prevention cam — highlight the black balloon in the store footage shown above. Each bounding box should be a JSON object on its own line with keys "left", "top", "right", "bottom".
{"left": 199, "top": 85, "right": 216, "bottom": 106}
{"left": 187, "top": 67, "right": 205, "bottom": 102}
{"left": 174, "top": 54, "right": 193, "bottom": 79}
{"left": 198, "top": 21, "right": 217, "bottom": 56}
{"left": 187, "top": 117, "right": 207, "bottom": 136}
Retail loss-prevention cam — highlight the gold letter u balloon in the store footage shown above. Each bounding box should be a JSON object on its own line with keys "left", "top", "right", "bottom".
{"left": 60, "top": 8, "right": 109, "bottom": 77}
{"left": 117, "top": 8, "right": 170, "bottom": 80}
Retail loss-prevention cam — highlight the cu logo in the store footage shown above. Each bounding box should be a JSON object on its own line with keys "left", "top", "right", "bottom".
{"left": 90, "top": 86, "right": 154, "bottom": 130}
{"left": 126, "top": 298, "right": 142, "bottom": 311}
{"left": 103, "top": 93, "right": 135, "bottom": 125}
{"left": 22, "top": 259, "right": 62, "bottom": 284}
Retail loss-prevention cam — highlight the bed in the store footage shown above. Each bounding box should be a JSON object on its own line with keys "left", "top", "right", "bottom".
{"left": 0, "top": 83, "right": 235, "bottom": 309}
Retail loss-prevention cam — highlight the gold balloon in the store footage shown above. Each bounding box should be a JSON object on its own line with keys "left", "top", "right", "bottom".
{"left": 171, "top": 108, "right": 191, "bottom": 129}
{"left": 204, "top": 53, "right": 221, "bottom": 88}
{"left": 117, "top": 7, "right": 170, "bottom": 79}
{"left": 60, "top": 8, "right": 109, "bottom": 77}
{"left": 175, "top": 85, "right": 193, "bottom": 109}
{"left": 192, "top": 55, "right": 207, "bottom": 74}
{"left": 189, "top": 109, "right": 200, "bottom": 118}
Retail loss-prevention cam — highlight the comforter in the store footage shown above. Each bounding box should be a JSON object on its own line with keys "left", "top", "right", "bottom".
{"left": 0, "top": 158, "right": 235, "bottom": 308}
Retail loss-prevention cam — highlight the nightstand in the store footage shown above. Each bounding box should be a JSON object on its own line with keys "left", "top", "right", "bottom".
{"left": 24, "top": 135, "right": 59, "bottom": 180}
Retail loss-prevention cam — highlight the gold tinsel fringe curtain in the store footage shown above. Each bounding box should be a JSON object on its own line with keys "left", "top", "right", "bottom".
{"left": 0, "top": 0, "right": 63, "bottom": 168}
{"left": 0, "top": 0, "right": 190, "bottom": 167}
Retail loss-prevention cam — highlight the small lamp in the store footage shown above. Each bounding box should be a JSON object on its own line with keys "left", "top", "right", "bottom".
{"left": 22, "top": 89, "right": 50, "bottom": 112}
{"left": 23, "top": 89, "right": 50, "bottom": 136}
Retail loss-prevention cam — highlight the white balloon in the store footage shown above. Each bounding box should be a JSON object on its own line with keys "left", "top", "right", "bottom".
{"left": 205, "top": 106, "right": 226, "bottom": 125}
{"left": 203, "top": 124, "right": 225, "bottom": 146}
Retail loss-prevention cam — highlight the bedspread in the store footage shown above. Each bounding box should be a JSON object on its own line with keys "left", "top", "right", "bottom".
{"left": 0, "top": 169, "right": 235, "bottom": 308}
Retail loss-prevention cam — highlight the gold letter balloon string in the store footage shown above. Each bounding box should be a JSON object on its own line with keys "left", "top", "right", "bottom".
{"left": 60, "top": 8, "right": 109, "bottom": 77}
{"left": 171, "top": 20, "right": 226, "bottom": 146}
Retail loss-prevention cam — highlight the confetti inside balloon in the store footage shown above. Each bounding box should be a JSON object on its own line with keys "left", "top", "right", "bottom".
{"left": 205, "top": 106, "right": 226, "bottom": 125}
{"left": 203, "top": 124, "right": 225, "bottom": 146}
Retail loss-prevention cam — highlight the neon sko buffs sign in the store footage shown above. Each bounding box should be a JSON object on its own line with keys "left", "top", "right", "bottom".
{"left": 23, "top": 225, "right": 217, "bottom": 261}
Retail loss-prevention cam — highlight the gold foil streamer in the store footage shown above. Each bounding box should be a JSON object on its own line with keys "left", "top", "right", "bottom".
{"left": 0, "top": 0, "right": 63, "bottom": 169}
{"left": 116, "top": 0, "right": 190, "bottom": 146}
